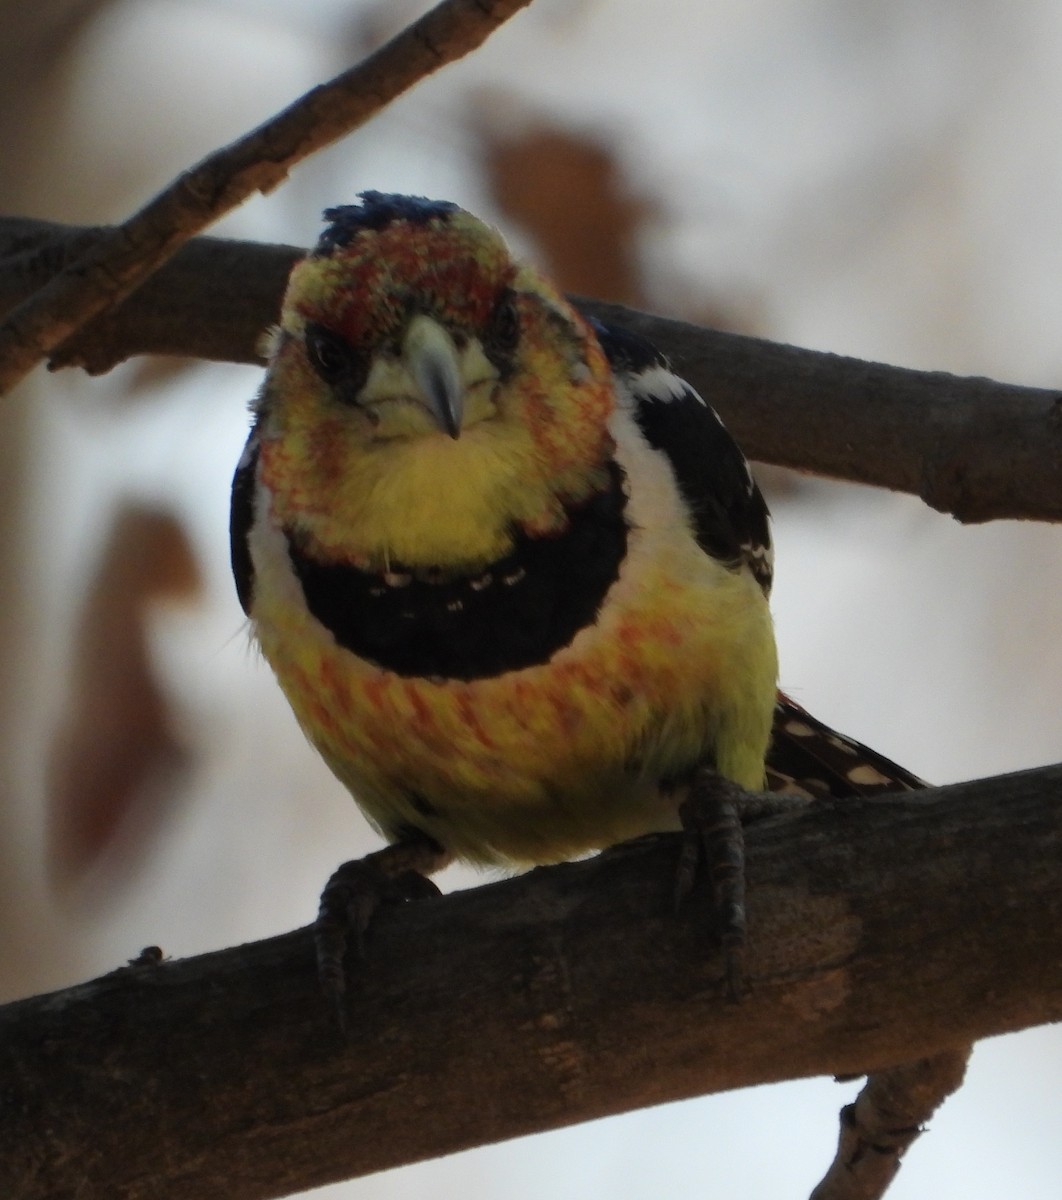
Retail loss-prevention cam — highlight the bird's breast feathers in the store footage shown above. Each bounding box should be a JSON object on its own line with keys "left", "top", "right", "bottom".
{"left": 242, "top": 403, "right": 776, "bottom": 866}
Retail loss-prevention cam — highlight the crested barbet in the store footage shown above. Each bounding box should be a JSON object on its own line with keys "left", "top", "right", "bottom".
{"left": 231, "top": 192, "right": 923, "bottom": 1012}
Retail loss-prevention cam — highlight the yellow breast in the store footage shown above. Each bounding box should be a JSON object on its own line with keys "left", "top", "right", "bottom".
{"left": 250, "top": 509, "right": 776, "bottom": 866}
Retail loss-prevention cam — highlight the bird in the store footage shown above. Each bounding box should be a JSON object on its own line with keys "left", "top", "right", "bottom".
{"left": 230, "top": 191, "right": 923, "bottom": 1016}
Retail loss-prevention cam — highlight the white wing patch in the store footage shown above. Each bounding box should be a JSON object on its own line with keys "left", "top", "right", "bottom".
{"left": 740, "top": 539, "right": 774, "bottom": 586}
{"left": 598, "top": 320, "right": 772, "bottom": 594}
{"left": 623, "top": 366, "right": 759, "bottom": 500}
{"left": 624, "top": 363, "right": 693, "bottom": 405}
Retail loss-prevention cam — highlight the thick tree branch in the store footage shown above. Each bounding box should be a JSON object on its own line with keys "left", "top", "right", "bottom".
{"left": 0, "top": 0, "right": 533, "bottom": 394}
{"left": 585, "top": 299, "right": 1062, "bottom": 525}
{"left": 3, "top": 764, "right": 1061, "bottom": 1200}
{"left": 2, "top": 217, "right": 1059, "bottom": 524}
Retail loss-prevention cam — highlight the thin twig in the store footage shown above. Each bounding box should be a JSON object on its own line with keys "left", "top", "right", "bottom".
{"left": 810, "top": 1047, "right": 972, "bottom": 1200}
{"left": 0, "top": 0, "right": 533, "bottom": 395}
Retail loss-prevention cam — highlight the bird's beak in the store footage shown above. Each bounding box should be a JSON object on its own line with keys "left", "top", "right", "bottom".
{"left": 403, "top": 315, "right": 464, "bottom": 439}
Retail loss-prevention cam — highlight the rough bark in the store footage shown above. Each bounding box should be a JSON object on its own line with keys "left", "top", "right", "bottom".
{"left": 3, "top": 765, "right": 1060, "bottom": 1200}
{"left": 811, "top": 1047, "right": 972, "bottom": 1200}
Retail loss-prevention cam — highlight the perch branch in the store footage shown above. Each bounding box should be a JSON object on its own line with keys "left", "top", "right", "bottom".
{"left": 3, "top": 764, "right": 1061, "bottom": 1200}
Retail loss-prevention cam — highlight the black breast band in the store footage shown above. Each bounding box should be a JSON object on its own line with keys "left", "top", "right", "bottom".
{"left": 286, "top": 461, "right": 629, "bottom": 680}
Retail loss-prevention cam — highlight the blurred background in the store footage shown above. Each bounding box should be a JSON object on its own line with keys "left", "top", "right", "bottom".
{"left": 2, "top": 0, "right": 1060, "bottom": 1196}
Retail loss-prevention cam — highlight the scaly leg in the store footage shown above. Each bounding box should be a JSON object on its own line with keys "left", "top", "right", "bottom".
{"left": 315, "top": 829, "right": 452, "bottom": 1033}
{"left": 675, "top": 767, "right": 810, "bottom": 999}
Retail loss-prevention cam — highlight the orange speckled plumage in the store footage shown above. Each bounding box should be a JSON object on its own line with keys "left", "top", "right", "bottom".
{"left": 249, "top": 489, "right": 775, "bottom": 865}
{"left": 234, "top": 194, "right": 778, "bottom": 869}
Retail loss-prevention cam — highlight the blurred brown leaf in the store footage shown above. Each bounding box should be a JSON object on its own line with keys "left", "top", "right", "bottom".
{"left": 479, "top": 101, "right": 654, "bottom": 305}
{"left": 479, "top": 110, "right": 798, "bottom": 498}
{"left": 47, "top": 502, "right": 202, "bottom": 886}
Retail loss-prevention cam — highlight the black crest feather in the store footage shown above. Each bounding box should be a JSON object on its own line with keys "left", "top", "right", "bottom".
{"left": 314, "top": 192, "right": 461, "bottom": 256}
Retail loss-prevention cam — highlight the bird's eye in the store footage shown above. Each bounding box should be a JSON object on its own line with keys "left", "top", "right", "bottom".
{"left": 304, "top": 323, "right": 359, "bottom": 384}
{"left": 486, "top": 294, "right": 520, "bottom": 355}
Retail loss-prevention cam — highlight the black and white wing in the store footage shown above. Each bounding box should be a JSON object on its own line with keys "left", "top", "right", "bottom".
{"left": 595, "top": 319, "right": 772, "bottom": 596}
{"left": 595, "top": 319, "right": 923, "bottom": 801}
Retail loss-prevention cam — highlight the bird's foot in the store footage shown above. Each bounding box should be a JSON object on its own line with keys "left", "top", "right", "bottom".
{"left": 675, "top": 768, "right": 809, "bottom": 1001}
{"left": 315, "top": 831, "right": 449, "bottom": 1034}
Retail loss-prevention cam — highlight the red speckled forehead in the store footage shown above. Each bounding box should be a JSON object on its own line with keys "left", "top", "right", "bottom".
{"left": 282, "top": 212, "right": 517, "bottom": 347}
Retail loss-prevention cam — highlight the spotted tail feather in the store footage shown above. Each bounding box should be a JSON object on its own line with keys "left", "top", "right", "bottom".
{"left": 766, "top": 693, "right": 927, "bottom": 800}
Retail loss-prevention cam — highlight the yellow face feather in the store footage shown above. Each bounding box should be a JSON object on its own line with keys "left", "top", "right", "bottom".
{"left": 256, "top": 210, "right": 616, "bottom": 572}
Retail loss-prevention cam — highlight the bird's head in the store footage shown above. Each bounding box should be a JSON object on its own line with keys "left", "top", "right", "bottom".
{"left": 255, "top": 192, "right": 618, "bottom": 571}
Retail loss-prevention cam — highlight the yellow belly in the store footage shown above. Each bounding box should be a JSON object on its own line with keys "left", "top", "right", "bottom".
{"left": 252, "top": 526, "right": 777, "bottom": 867}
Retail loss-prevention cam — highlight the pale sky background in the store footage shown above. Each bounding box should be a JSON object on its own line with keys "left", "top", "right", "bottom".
{"left": 2, "top": 2, "right": 1060, "bottom": 1198}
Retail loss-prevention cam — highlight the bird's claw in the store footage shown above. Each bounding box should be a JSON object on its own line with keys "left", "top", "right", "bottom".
{"left": 676, "top": 771, "right": 812, "bottom": 1000}
{"left": 315, "top": 847, "right": 443, "bottom": 1035}
{"left": 675, "top": 770, "right": 749, "bottom": 1000}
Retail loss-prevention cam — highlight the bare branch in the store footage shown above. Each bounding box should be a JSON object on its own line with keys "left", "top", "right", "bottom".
{"left": 2, "top": 217, "right": 1060, "bottom": 524}
{"left": 811, "top": 1048, "right": 972, "bottom": 1200}
{"left": 0, "top": 218, "right": 302, "bottom": 369}
{"left": 586, "top": 298, "right": 1062, "bottom": 526}
{"left": 3, "top": 764, "right": 1061, "bottom": 1200}
{"left": 0, "top": 0, "right": 533, "bottom": 395}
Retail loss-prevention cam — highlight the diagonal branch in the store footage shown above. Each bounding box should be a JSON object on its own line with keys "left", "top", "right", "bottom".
{"left": 811, "top": 1047, "right": 972, "bottom": 1200}
{"left": 2, "top": 217, "right": 1060, "bottom": 524}
{"left": 3, "top": 764, "right": 1061, "bottom": 1200}
{"left": 0, "top": 0, "right": 533, "bottom": 395}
